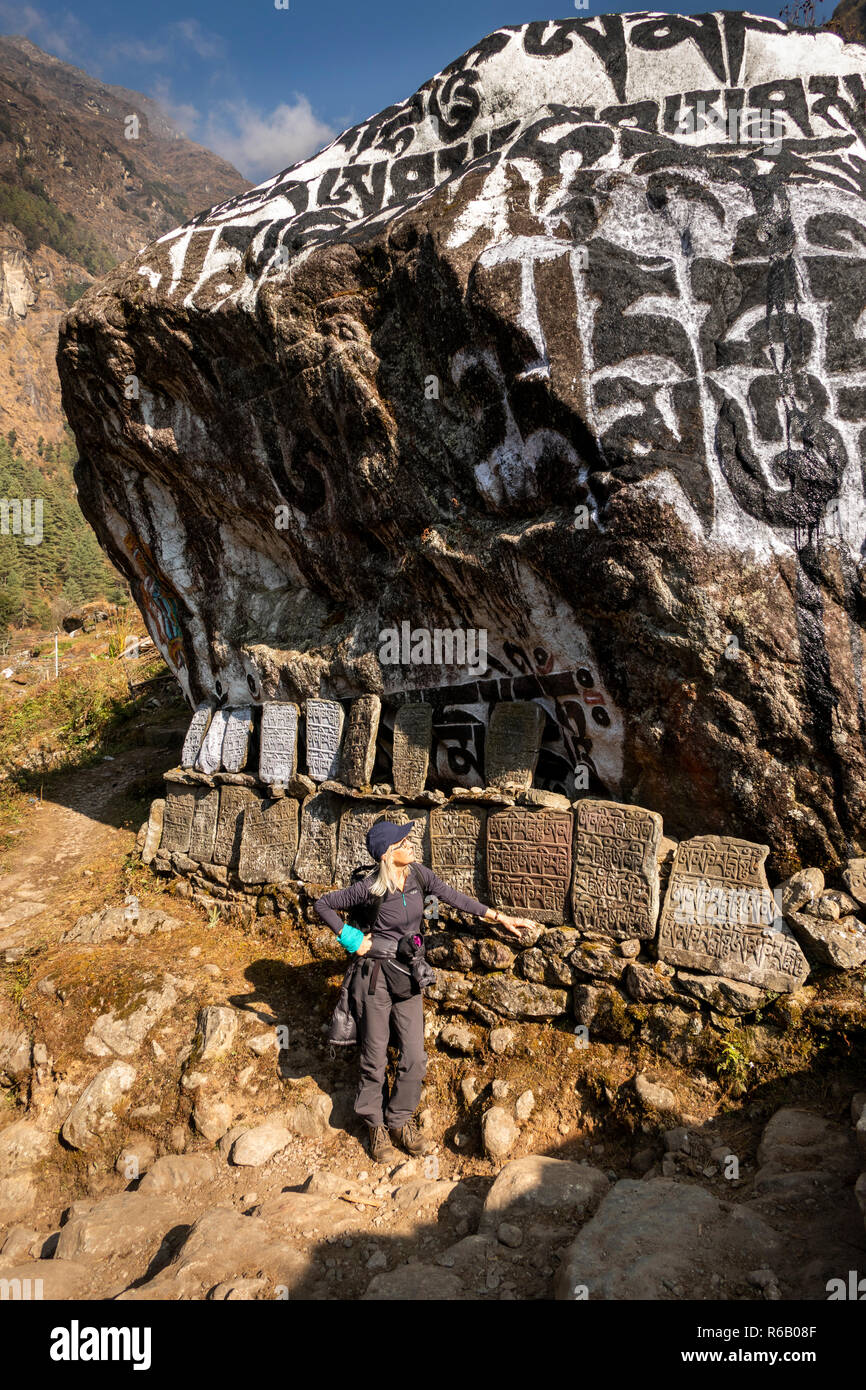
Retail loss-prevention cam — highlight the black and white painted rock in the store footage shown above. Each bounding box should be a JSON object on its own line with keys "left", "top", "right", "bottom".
{"left": 57, "top": 13, "right": 866, "bottom": 872}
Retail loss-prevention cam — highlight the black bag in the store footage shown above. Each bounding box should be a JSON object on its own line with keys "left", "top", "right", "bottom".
{"left": 395, "top": 926, "right": 436, "bottom": 993}
{"left": 327, "top": 957, "right": 361, "bottom": 1048}
{"left": 326, "top": 863, "right": 376, "bottom": 1049}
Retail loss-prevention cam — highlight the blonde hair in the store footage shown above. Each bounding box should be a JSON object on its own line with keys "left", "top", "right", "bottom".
{"left": 369, "top": 838, "right": 409, "bottom": 897}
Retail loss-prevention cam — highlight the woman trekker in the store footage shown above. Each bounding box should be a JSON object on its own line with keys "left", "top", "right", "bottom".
{"left": 313, "top": 820, "right": 540, "bottom": 1165}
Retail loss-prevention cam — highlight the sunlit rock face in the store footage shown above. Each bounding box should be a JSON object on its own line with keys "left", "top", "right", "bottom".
{"left": 58, "top": 13, "right": 866, "bottom": 871}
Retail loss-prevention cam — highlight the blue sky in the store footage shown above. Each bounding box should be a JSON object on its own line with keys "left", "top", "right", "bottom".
{"left": 0, "top": 1, "right": 836, "bottom": 180}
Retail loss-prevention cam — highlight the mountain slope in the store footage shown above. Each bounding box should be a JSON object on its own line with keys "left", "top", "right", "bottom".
{"left": 826, "top": 0, "right": 866, "bottom": 42}
{"left": 0, "top": 35, "right": 251, "bottom": 451}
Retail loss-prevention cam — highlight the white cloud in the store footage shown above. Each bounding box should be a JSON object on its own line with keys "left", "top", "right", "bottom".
{"left": 0, "top": 7, "right": 336, "bottom": 183}
{"left": 149, "top": 77, "right": 201, "bottom": 139}
{"left": 167, "top": 19, "right": 225, "bottom": 62}
{"left": 101, "top": 37, "right": 171, "bottom": 65}
{"left": 0, "top": 2, "right": 89, "bottom": 61}
{"left": 199, "top": 96, "right": 337, "bottom": 182}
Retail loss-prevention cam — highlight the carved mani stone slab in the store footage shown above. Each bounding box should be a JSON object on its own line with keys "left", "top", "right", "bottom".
{"left": 160, "top": 783, "right": 203, "bottom": 855}
{"left": 221, "top": 708, "right": 252, "bottom": 773}
{"left": 188, "top": 787, "right": 221, "bottom": 863}
{"left": 195, "top": 708, "right": 228, "bottom": 776}
{"left": 335, "top": 801, "right": 391, "bottom": 881}
{"left": 141, "top": 799, "right": 165, "bottom": 866}
{"left": 484, "top": 701, "right": 546, "bottom": 789}
{"left": 658, "top": 836, "right": 809, "bottom": 992}
{"left": 571, "top": 799, "right": 663, "bottom": 941}
{"left": 392, "top": 704, "right": 432, "bottom": 797}
{"left": 293, "top": 791, "right": 341, "bottom": 883}
{"left": 339, "top": 695, "right": 381, "bottom": 789}
{"left": 259, "top": 703, "right": 299, "bottom": 784}
{"left": 486, "top": 808, "right": 573, "bottom": 924}
{"left": 430, "top": 802, "right": 487, "bottom": 900}
{"left": 304, "top": 699, "right": 345, "bottom": 783}
{"left": 181, "top": 705, "right": 212, "bottom": 769}
{"left": 238, "top": 797, "right": 300, "bottom": 886}
{"left": 212, "top": 786, "right": 262, "bottom": 869}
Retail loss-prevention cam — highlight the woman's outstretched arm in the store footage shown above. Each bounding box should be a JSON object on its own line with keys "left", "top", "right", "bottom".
{"left": 415, "top": 864, "right": 538, "bottom": 935}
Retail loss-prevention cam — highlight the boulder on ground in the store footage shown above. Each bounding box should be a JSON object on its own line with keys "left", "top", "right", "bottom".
{"left": 479, "top": 1155, "right": 608, "bottom": 1234}
{"left": 555, "top": 1178, "right": 780, "bottom": 1299}
{"left": 60, "top": 1062, "right": 137, "bottom": 1151}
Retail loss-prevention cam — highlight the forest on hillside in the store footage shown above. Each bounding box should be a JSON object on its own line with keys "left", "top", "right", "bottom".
{"left": 0, "top": 427, "right": 127, "bottom": 637}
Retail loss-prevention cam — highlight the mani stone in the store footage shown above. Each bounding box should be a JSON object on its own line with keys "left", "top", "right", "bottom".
{"left": 842, "top": 858, "right": 866, "bottom": 907}
{"left": 259, "top": 703, "right": 299, "bottom": 785}
{"left": 181, "top": 705, "right": 211, "bottom": 769}
{"left": 304, "top": 699, "right": 345, "bottom": 783}
{"left": 141, "top": 799, "right": 165, "bottom": 866}
{"left": 392, "top": 704, "right": 432, "bottom": 797}
{"left": 160, "top": 783, "right": 199, "bottom": 855}
{"left": 484, "top": 701, "right": 546, "bottom": 789}
{"left": 430, "top": 803, "right": 487, "bottom": 900}
{"left": 238, "top": 797, "right": 300, "bottom": 885}
{"left": 188, "top": 787, "right": 221, "bottom": 864}
{"left": 486, "top": 808, "right": 573, "bottom": 924}
{"left": 221, "top": 708, "right": 252, "bottom": 773}
{"left": 212, "top": 786, "right": 262, "bottom": 869}
{"left": 195, "top": 708, "right": 228, "bottom": 775}
{"left": 657, "top": 836, "right": 809, "bottom": 993}
{"left": 571, "top": 800, "right": 663, "bottom": 941}
{"left": 293, "top": 791, "right": 341, "bottom": 883}
{"left": 335, "top": 801, "right": 391, "bottom": 881}
{"left": 339, "top": 694, "right": 381, "bottom": 789}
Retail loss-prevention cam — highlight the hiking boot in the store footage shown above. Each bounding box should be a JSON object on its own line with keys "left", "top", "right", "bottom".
{"left": 367, "top": 1123, "right": 399, "bottom": 1164}
{"left": 388, "top": 1119, "right": 432, "bottom": 1157}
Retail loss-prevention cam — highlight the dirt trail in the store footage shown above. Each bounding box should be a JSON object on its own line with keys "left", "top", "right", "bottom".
{"left": 0, "top": 747, "right": 157, "bottom": 953}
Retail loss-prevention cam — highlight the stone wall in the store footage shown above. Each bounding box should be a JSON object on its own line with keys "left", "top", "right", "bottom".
{"left": 137, "top": 696, "right": 866, "bottom": 1048}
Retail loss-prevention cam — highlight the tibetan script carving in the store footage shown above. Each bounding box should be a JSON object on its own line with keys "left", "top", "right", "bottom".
{"left": 392, "top": 703, "right": 432, "bottom": 797}
{"left": 181, "top": 705, "right": 211, "bottom": 769}
{"left": 486, "top": 807, "right": 572, "bottom": 923}
{"left": 658, "top": 835, "right": 809, "bottom": 991}
{"left": 238, "top": 797, "right": 300, "bottom": 885}
{"left": 430, "top": 802, "right": 487, "bottom": 900}
{"left": 293, "top": 790, "right": 341, "bottom": 883}
{"left": 571, "top": 799, "right": 662, "bottom": 940}
{"left": 221, "top": 708, "right": 252, "bottom": 773}
{"left": 484, "top": 701, "right": 546, "bottom": 789}
{"left": 340, "top": 695, "right": 381, "bottom": 788}
{"left": 304, "top": 699, "right": 345, "bottom": 782}
{"left": 259, "top": 703, "right": 299, "bottom": 784}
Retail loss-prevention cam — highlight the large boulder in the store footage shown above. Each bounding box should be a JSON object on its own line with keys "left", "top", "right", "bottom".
{"left": 554, "top": 1178, "right": 781, "bottom": 1299}
{"left": 58, "top": 14, "right": 866, "bottom": 865}
{"left": 116, "top": 1207, "right": 308, "bottom": 1300}
{"left": 60, "top": 1063, "right": 137, "bottom": 1151}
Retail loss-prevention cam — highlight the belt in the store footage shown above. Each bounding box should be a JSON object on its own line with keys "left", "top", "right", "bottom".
{"left": 364, "top": 938, "right": 411, "bottom": 995}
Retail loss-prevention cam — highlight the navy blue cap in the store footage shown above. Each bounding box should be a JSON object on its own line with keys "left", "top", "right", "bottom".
{"left": 366, "top": 820, "right": 415, "bottom": 861}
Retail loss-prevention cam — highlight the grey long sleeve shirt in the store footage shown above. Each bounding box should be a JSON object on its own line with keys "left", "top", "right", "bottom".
{"left": 314, "top": 863, "right": 490, "bottom": 944}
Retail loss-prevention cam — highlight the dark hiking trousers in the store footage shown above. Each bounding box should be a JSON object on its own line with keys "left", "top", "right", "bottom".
{"left": 350, "top": 954, "right": 426, "bottom": 1129}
